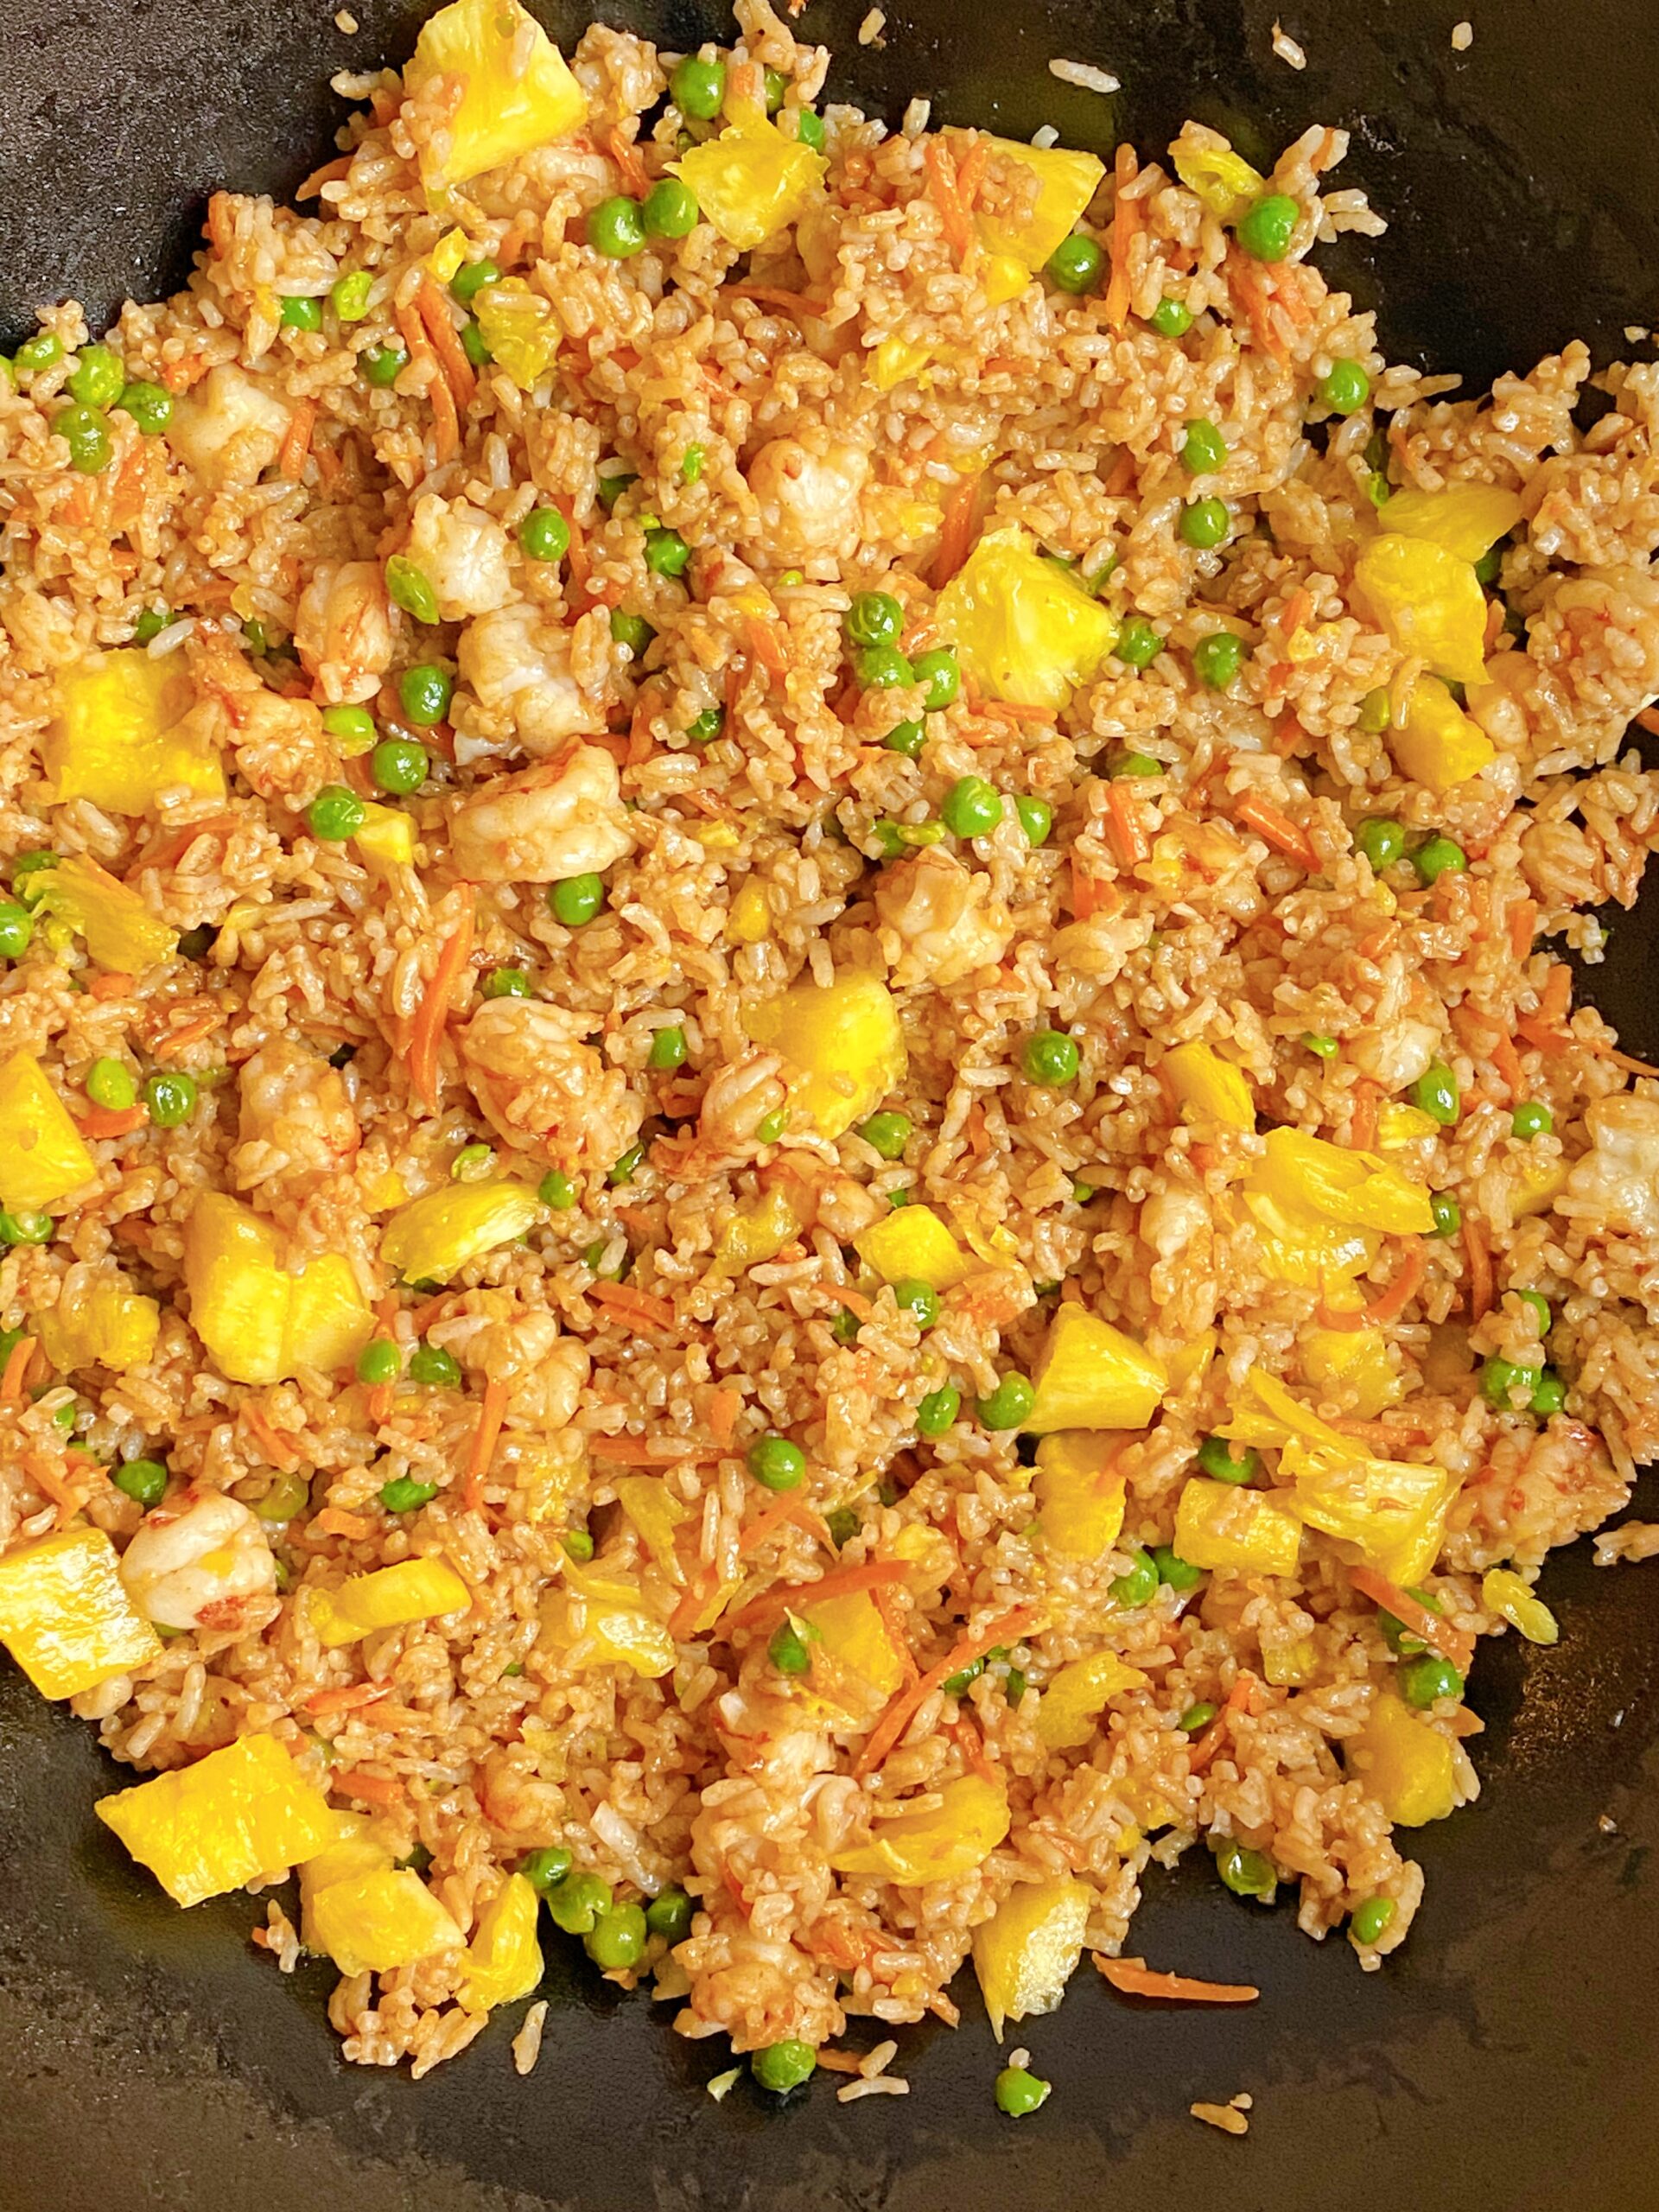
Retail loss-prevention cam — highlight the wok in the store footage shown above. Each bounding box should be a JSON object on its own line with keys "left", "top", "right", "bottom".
{"left": 1, "top": 3, "right": 1657, "bottom": 2207}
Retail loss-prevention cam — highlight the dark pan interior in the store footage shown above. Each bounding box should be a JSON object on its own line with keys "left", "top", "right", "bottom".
{"left": 1, "top": 3, "right": 1657, "bottom": 2208}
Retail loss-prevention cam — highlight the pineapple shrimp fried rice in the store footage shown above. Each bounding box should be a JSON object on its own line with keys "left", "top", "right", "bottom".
{"left": 2, "top": 0, "right": 1658, "bottom": 2089}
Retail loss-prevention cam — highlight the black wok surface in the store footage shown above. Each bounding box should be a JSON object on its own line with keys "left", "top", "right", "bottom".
{"left": 2, "top": 3, "right": 1657, "bottom": 2207}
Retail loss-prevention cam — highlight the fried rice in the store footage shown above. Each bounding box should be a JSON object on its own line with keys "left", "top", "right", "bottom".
{"left": 1, "top": 0, "right": 1657, "bottom": 2097}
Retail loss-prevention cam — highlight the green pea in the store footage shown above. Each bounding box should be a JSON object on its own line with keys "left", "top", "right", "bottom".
{"left": 85, "top": 1057, "right": 135, "bottom": 1109}
{"left": 976, "top": 1373, "right": 1034, "bottom": 1431}
{"left": 1109, "top": 751, "right": 1162, "bottom": 778}
{"left": 1179, "top": 1700, "right": 1217, "bottom": 1732}
{"left": 0, "top": 1208, "right": 52, "bottom": 1246}
{"left": 942, "top": 775, "right": 1003, "bottom": 838}
{"left": 1237, "top": 192, "right": 1300, "bottom": 262}
{"left": 993, "top": 2062, "right": 1050, "bottom": 2117}
{"left": 768, "top": 1619, "right": 812, "bottom": 1675}
{"left": 1365, "top": 471, "right": 1392, "bottom": 509}
{"left": 1071, "top": 1179, "right": 1097, "bottom": 1204}
{"left": 409, "top": 1342, "right": 461, "bottom": 1389}
{"left": 752, "top": 2040, "right": 816, "bottom": 2094}
{"left": 561, "top": 1527, "right": 594, "bottom": 1561}
{"left": 1153, "top": 1544, "right": 1203, "bottom": 1592}
{"left": 1303, "top": 1033, "right": 1338, "bottom": 1060}
{"left": 450, "top": 257, "right": 501, "bottom": 307}
{"left": 360, "top": 341, "right": 409, "bottom": 387}
{"left": 643, "top": 177, "right": 700, "bottom": 238}
{"left": 546, "top": 1868, "right": 612, "bottom": 1934}
{"left": 761, "top": 65, "right": 788, "bottom": 112}
{"left": 1110, "top": 1547, "right": 1159, "bottom": 1607}
{"left": 1412, "top": 1062, "right": 1460, "bottom": 1126}
{"left": 610, "top": 608, "right": 655, "bottom": 657}
{"left": 143, "top": 1071, "right": 197, "bottom": 1128}
{"left": 584, "top": 1900, "right": 648, "bottom": 1970}
{"left": 857, "top": 1110, "right": 912, "bottom": 1160}
{"left": 379, "top": 1476, "right": 439, "bottom": 1513}
{"left": 14, "top": 330, "right": 63, "bottom": 375}
{"left": 385, "top": 554, "right": 439, "bottom": 622}
{"left": 331, "top": 270, "right": 374, "bottom": 321}
{"left": 356, "top": 1338, "right": 401, "bottom": 1385}
{"left": 1397, "top": 1651, "right": 1463, "bottom": 1709}
{"left": 883, "top": 718, "right": 926, "bottom": 759}
{"left": 942, "top": 1656, "right": 984, "bottom": 1697}
{"left": 1014, "top": 794, "right": 1053, "bottom": 846}
{"left": 1429, "top": 1191, "right": 1462, "bottom": 1237}
{"left": 371, "top": 736, "right": 429, "bottom": 795}
{"left": 131, "top": 607, "right": 171, "bottom": 644}
{"left": 113, "top": 1457, "right": 168, "bottom": 1508}
{"left": 855, "top": 642, "right": 913, "bottom": 690}
{"left": 1114, "top": 616, "right": 1163, "bottom": 669}
{"left": 686, "top": 707, "right": 724, "bottom": 744}
{"left": 1319, "top": 359, "right": 1370, "bottom": 415}
{"left": 477, "top": 969, "right": 530, "bottom": 1005}
{"left": 518, "top": 505, "right": 570, "bottom": 562}
{"left": 753, "top": 1108, "right": 788, "bottom": 1146}
{"left": 588, "top": 194, "right": 647, "bottom": 257}
{"left": 644, "top": 1885, "right": 694, "bottom": 1942}
{"left": 646, "top": 1024, "right": 687, "bottom": 1071}
{"left": 520, "top": 1845, "right": 574, "bottom": 1894}
{"left": 550, "top": 873, "right": 606, "bottom": 926}
{"left": 891, "top": 1277, "right": 940, "bottom": 1330}
{"left": 825, "top": 1504, "right": 861, "bottom": 1546}
{"left": 911, "top": 647, "right": 960, "bottom": 712}
{"left": 1481, "top": 1353, "right": 1542, "bottom": 1410}
{"left": 0, "top": 899, "right": 35, "bottom": 961}
{"left": 1355, "top": 817, "right": 1406, "bottom": 869}
{"left": 55, "top": 404, "right": 112, "bottom": 474}
{"left": 1180, "top": 417, "right": 1228, "bottom": 474}
{"left": 1043, "top": 231, "right": 1103, "bottom": 294}
{"left": 1216, "top": 1840, "right": 1277, "bottom": 1897}
{"left": 1357, "top": 686, "right": 1392, "bottom": 735}
{"left": 795, "top": 109, "right": 826, "bottom": 152}
{"left": 1531, "top": 1367, "right": 1567, "bottom": 1416}
{"left": 1412, "top": 833, "right": 1466, "bottom": 885}
{"left": 1351, "top": 1895, "right": 1395, "bottom": 1945}
{"left": 747, "top": 1433, "right": 805, "bottom": 1491}
{"left": 1021, "top": 1029, "right": 1079, "bottom": 1085}
{"left": 307, "top": 785, "right": 365, "bottom": 842}
{"left": 538, "top": 1169, "right": 575, "bottom": 1209}
{"left": 916, "top": 1382, "right": 960, "bottom": 1436}
{"left": 596, "top": 469, "right": 637, "bottom": 511}
{"left": 1511, "top": 1288, "right": 1551, "bottom": 1338}
{"left": 1511, "top": 1099, "right": 1553, "bottom": 1140}
{"left": 1179, "top": 498, "right": 1231, "bottom": 550}
{"left": 397, "top": 664, "right": 452, "bottom": 728}
{"left": 645, "top": 525, "right": 691, "bottom": 577}
{"left": 1149, "top": 296, "right": 1193, "bottom": 338}
{"left": 315, "top": 706, "right": 376, "bottom": 763}
{"left": 280, "top": 295, "right": 323, "bottom": 330}
{"left": 1192, "top": 631, "right": 1243, "bottom": 688}
{"left": 68, "top": 343, "right": 124, "bottom": 408}
{"left": 460, "top": 318, "right": 492, "bottom": 370}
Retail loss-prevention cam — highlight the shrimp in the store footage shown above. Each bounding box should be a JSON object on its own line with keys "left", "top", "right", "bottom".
{"left": 457, "top": 998, "right": 644, "bottom": 1173}
{"left": 118, "top": 1490, "right": 276, "bottom": 1632}
{"left": 1560, "top": 1094, "right": 1659, "bottom": 1238}
{"left": 428, "top": 1299, "right": 590, "bottom": 1428}
{"left": 405, "top": 493, "right": 513, "bottom": 620}
{"left": 1140, "top": 1182, "right": 1218, "bottom": 1337}
{"left": 446, "top": 744, "right": 634, "bottom": 883}
{"left": 179, "top": 632, "right": 334, "bottom": 804}
{"left": 294, "top": 559, "right": 394, "bottom": 705}
{"left": 873, "top": 848, "right": 1014, "bottom": 988}
{"left": 456, "top": 603, "right": 603, "bottom": 753}
{"left": 743, "top": 426, "right": 871, "bottom": 564}
{"left": 232, "top": 1037, "right": 360, "bottom": 1198}
{"left": 164, "top": 363, "right": 293, "bottom": 490}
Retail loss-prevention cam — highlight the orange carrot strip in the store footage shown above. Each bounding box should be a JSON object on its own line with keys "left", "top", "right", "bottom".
{"left": 461, "top": 1376, "right": 509, "bottom": 1512}
{"left": 933, "top": 474, "right": 983, "bottom": 588}
{"left": 605, "top": 125, "right": 651, "bottom": 200}
{"left": 86, "top": 969, "right": 137, "bottom": 1001}
{"left": 316, "top": 1506, "right": 374, "bottom": 1541}
{"left": 1102, "top": 447, "right": 1138, "bottom": 498}
{"left": 153, "top": 1008, "right": 222, "bottom": 1059}
{"left": 1636, "top": 706, "right": 1659, "bottom": 736}
{"left": 872, "top": 1583, "right": 918, "bottom": 1688}
{"left": 1349, "top": 1079, "right": 1379, "bottom": 1152}
{"left": 416, "top": 275, "right": 478, "bottom": 409}
{"left": 297, "top": 156, "right": 351, "bottom": 199}
{"left": 1096, "top": 1956, "right": 1261, "bottom": 2003}
{"left": 394, "top": 297, "right": 459, "bottom": 464}
{"left": 1491, "top": 1029, "right": 1525, "bottom": 1103}
{"left": 304, "top": 1681, "right": 389, "bottom": 1717}
{"left": 1071, "top": 861, "right": 1116, "bottom": 919}
{"left": 1105, "top": 145, "right": 1143, "bottom": 332}
{"left": 1103, "top": 781, "right": 1149, "bottom": 869}
{"left": 707, "top": 1387, "right": 740, "bottom": 1446}
{"left": 1609, "top": 1046, "right": 1659, "bottom": 1077}
{"left": 1508, "top": 899, "right": 1538, "bottom": 959}
{"left": 954, "top": 137, "right": 989, "bottom": 217}
{"left": 1235, "top": 790, "right": 1319, "bottom": 869}
{"left": 746, "top": 614, "right": 788, "bottom": 679}
{"left": 335, "top": 1770, "right": 405, "bottom": 1808}
{"left": 1186, "top": 1670, "right": 1256, "bottom": 1776}
{"left": 668, "top": 1567, "right": 721, "bottom": 1640}
{"left": 724, "top": 1559, "right": 918, "bottom": 1638}
{"left": 407, "top": 900, "right": 475, "bottom": 1110}
{"left": 240, "top": 1404, "right": 301, "bottom": 1471}
{"left": 923, "top": 137, "right": 974, "bottom": 259}
{"left": 855, "top": 1605, "right": 1038, "bottom": 1777}
{"left": 76, "top": 1103, "right": 149, "bottom": 1141}
{"left": 949, "top": 1713, "right": 997, "bottom": 1784}
{"left": 277, "top": 399, "right": 316, "bottom": 481}
{"left": 588, "top": 1279, "right": 677, "bottom": 1332}
{"left": 1363, "top": 1240, "right": 1427, "bottom": 1325}
{"left": 1349, "top": 1567, "right": 1474, "bottom": 1669}
{"left": 1462, "top": 1213, "right": 1493, "bottom": 1321}
{"left": 1538, "top": 962, "right": 1571, "bottom": 1027}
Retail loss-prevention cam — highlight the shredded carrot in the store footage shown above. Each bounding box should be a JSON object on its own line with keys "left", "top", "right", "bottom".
{"left": 1538, "top": 963, "right": 1573, "bottom": 1027}
{"left": 406, "top": 899, "right": 475, "bottom": 1109}
{"left": 1103, "top": 781, "right": 1149, "bottom": 869}
{"left": 461, "top": 1376, "right": 509, "bottom": 1512}
{"left": 315, "top": 1506, "right": 373, "bottom": 1541}
{"left": 1364, "top": 1240, "right": 1427, "bottom": 1324}
{"left": 746, "top": 614, "right": 788, "bottom": 679}
{"left": 587, "top": 1434, "right": 722, "bottom": 1465}
{"left": 1462, "top": 1212, "right": 1493, "bottom": 1321}
{"left": 239, "top": 1403, "right": 301, "bottom": 1471}
{"left": 1508, "top": 899, "right": 1538, "bottom": 960}
{"left": 724, "top": 1558, "right": 917, "bottom": 1638}
{"left": 1186, "top": 1670, "right": 1256, "bottom": 1776}
{"left": 950, "top": 1713, "right": 997, "bottom": 1784}
{"left": 297, "top": 155, "right": 352, "bottom": 199}
{"left": 304, "top": 1681, "right": 388, "bottom": 1717}
{"left": 1609, "top": 1046, "right": 1659, "bottom": 1077}
{"left": 1349, "top": 1567, "right": 1474, "bottom": 1669}
{"left": 954, "top": 137, "right": 989, "bottom": 218}
{"left": 1071, "top": 860, "right": 1118, "bottom": 919}
{"left": 1104, "top": 143, "right": 1141, "bottom": 332}
{"left": 923, "top": 137, "right": 975, "bottom": 259}
{"left": 588, "top": 1279, "right": 677, "bottom": 1332}
{"left": 1349, "top": 1079, "right": 1379, "bottom": 1152}
{"left": 933, "top": 472, "right": 983, "bottom": 587}
{"left": 416, "top": 275, "right": 478, "bottom": 409}
{"left": 707, "top": 1386, "right": 741, "bottom": 1447}
{"left": 855, "top": 1605, "right": 1038, "bottom": 1777}
{"left": 86, "top": 969, "right": 137, "bottom": 1001}
{"left": 31, "top": 1456, "right": 87, "bottom": 1527}
{"left": 1235, "top": 790, "right": 1319, "bottom": 870}
{"left": 277, "top": 399, "right": 316, "bottom": 481}
{"left": 1636, "top": 706, "right": 1659, "bottom": 736}
{"left": 153, "top": 1007, "right": 222, "bottom": 1060}
{"left": 162, "top": 353, "right": 211, "bottom": 394}
{"left": 605, "top": 124, "right": 652, "bottom": 199}
{"left": 395, "top": 296, "right": 460, "bottom": 464}
{"left": 1491, "top": 1028, "right": 1526, "bottom": 1103}
{"left": 971, "top": 693, "right": 1054, "bottom": 724}
{"left": 1096, "top": 1956, "right": 1260, "bottom": 2004}
{"left": 76, "top": 1103, "right": 149, "bottom": 1141}
{"left": 335, "top": 1770, "right": 405, "bottom": 1808}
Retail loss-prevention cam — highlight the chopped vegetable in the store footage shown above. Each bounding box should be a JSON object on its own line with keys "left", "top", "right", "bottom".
{"left": 36, "top": 1268, "right": 160, "bottom": 1374}
{"left": 1242, "top": 1128, "right": 1433, "bottom": 1288}
{"left": 855, "top": 1202, "right": 976, "bottom": 1292}
{"left": 45, "top": 650, "right": 222, "bottom": 813}
{"left": 1173, "top": 143, "right": 1266, "bottom": 221}
{"left": 1160, "top": 1039, "right": 1255, "bottom": 1130}
{"left": 1034, "top": 1649, "right": 1150, "bottom": 1749}
{"left": 1482, "top": 1566, "right": 1560, "bottom": 1644}
{"left": 745, "top": 970, "right": 906, "bottom": 1141}
{"left": 1346, "top": 1689, "right": 1459, "bottom": 1825}
{"left": 473, "top": 277, "right": 562, "bottom": 388}
{"left": 1379, "top": 483, "right": 1524, "bottom": 564}
{"left": 29, "top": 853, "right": 180, "bottom": 971}
{"left": 972, "top": 1876, "right": 1092, "bottom": 2035}
{"left": 671, "top": 112, "right": 827, "bottom": 251}
{"left": 353, "top": 800, "right": 417, "bottom": 867}
{"left": 380, "top": 1179, "right": 545, "bottom": 1282}
{"left": 310, "top": 1556, "right": 472, "bottom": 1649}
{"left": 801, "top": 1588, "right": 906, "bottom": 1694}
{"left": 1281, "top": 1434, "right": 1458, "bottom": 1586}
{"left": 96, "top": 1733, "right": 337, "bottom": 1906}
{"left": 1032, "top": 1431, "right": 1128, "bottom": 1557}
{"left": 0, "top": 1051, "right": 97, "bottom": 1211}
{"left": 0, "top": 1525, "right": 162, "bottom": 1697}
{"left": 458, "top": 1872, "right": 544, "bottom": 2010}
{"left": 1300, "top": 1323, "right": 1401, "bottom": 1417}
{"left": 976, "top": 139, "right": 1106, "bottom": 270}
{"left": 1096, "top": 1957, "right": 1260, "bottom": 2003}
{"left": 1025, "top": 1303, "right": 1168, "bottom": 1434}
{"left": 185, "top": 1192, "right": 374, "bottom": 1384}
{"left": 831, "top": 1771, "right": 1010, "bottom": 1883}
{"left": 1173, "top": 1478, "right": 1303, "bottom": 1575}
{"left": 404, "top": 0, "right": 588, "bottom": 188}
{"left": 1389, "top": 676, "right": 1496, "bottom": 793}
{"left": 1351, "top": 532, "right": 1490, "bottom": 688}
{"left": 613, "top": 1474, "right": 692, "bottom": 1570}
{"left": 935, "top": 524, "right": 1119, "bottom": 709}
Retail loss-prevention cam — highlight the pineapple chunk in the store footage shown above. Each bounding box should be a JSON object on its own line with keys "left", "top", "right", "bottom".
{"left": 379, "top": 1179, "right": 545, "bottom": 1283}
{"left": 0, "top": 1051, "right": 97, "bottom": 1211}
{"left": 1034, "top": 1649, "right": 1149, "bottom": 1750}
{"left": 971, "top": 1877, "right": 1092, "bottom": 2037}
{"left": 1282, "top": 1437, "right": 1457, "bottom": 1587}
{"left": 1025, "top": 1302, "right": 1167, "bottom": 1434}
{"left": 540, "top": 1562, "right": 675, "bottom": 1677}
{"left": 801, "top": 1587, "right": 905, "bottom": 1694}
{"left": 613, "top": 1475, "right": 691, "bottom": 1572}
{"left": 1166, "top": 1329, "right": 1217, "bottom": 1393}
{"left": 405, "top": 0, "right": 588, "bottom": 188}
{"left": 976, "top": 140, "right": 1106, "bottom": 271}
{"left": 854, "top": 1202, "right": 976, "bottom": 1292}
{"left": 1378, "top": 484, "right": 1523, "bottom": 565}
{"left": 45, "top": 650, "right": 223, "bottom": 814}
{"left": 1389, "top": 677, "right": 1496, "bottom": 794}
{"left": 36, "top": 1267, "right": 160, "bottom": 1375}
{"left": 473, "top": 277, "right": 562, "bottom": 391}
{"left": 95, "top": 1733, "right": 337, "bottom": 1906}
{"left": 0, "top": 1526, "right": 161, "bottom": 1698}
{"left": 308, "top": 1867, "right": 466, "bottom": 1974}
{"left": 1032, "top": 1431, "right": 1128, "bottom": 1558}
{"left": 672, "top": 113, "right": 828, "bottom": 251}
{"left": 869, "top": 335, "right": 935, "bottom": 391}
{"left": 1173, "top": 1478, "right": 1303, "bottom": 1576}
{"left": 714, "top": 1186, "right": 801, "bottom": 1274}
{"left": 935, "top": 524, "right": 1118, "bottom": 710}
{"left": 1481, "top": 1567, "right": 1559, "bottom": 1645}
{"left": 311, "top": 1556, "right": 472, "bottom": 1649}
{"left": 1347, "top": 1690, "right": 1459, "bottom": 1826}
{"left": 1173, "top": 143, "right": 1267, "bottom": 220}
{"left": 1243, "top": 1128, "right": 1433, "bottom": 1287}
{"left": 29, "top": 853, "right": 179, "bottom": 971}
{"left": 744, "top": 970, "right": 906, "bottom": 1141}
{"left": 298, "top": 1810, "right": 390, "bottom": 1930}
{"left": 726, "top": 880, "right": 772, "bottom": 945}
{"left": 1160, "top": 1039, "right": 1255, "bottom": 1131}
{"left": 285, "top": 1254, "right": 378, "bottom": 1373}
{"left": 1300, "top": 1324, "right": 1402, "bottom": 1418}
{"left": 831, "top": 1772, "right": 1009, "bottom": 1884}
{"left": 353, "top": 801, "right": 416, "bottom": 867}
{"left": 1352, "top": 533, "right": 1490, "bottom": 688}
{"left": 184, "top": 1192, "right": 374, "bottom": 1385}
{"left": 458, "top": 1871, "right": 544, "bottom": 2011}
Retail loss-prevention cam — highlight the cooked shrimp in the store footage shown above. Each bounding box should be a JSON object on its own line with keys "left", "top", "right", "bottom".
{"left": 1140, "top": 1183, "right": 1218, "bottom": 1337}
{"left": 446, "top": 743, "right": 634, "bottom": 882}
{"left": 232, "top": 1037, "right": 360, "bottom": 1198}
{"left": 178, "top": 633, "right": 334, "bottom": 803}
{"left": 1561, "top": 1094, "right": 1659, "bottom": 1237}
{"left": 457, "top": 998, "right": 644, "bottom": 1173}
{"left": 294, "top": 560, "right": 394, "bottom": 705}
{"left": 1350, "top": 1017, "right": 1440, "bottom": 1091}
{"left": 457, "top": 603, "right": 603, "bottom": 753}
{"left": 697, "top": 1052, "right": 787, "bottom": 1155}
{"left": 119, "top": 1491, "right": 276, "bottom": 1632}
{"left": 428, "top": 1300, "right": 590, "bottom": 1428}
{"left": 406, "top": 493, "right": 513, "bottom": 620}
{"left": 874, "top": 848, "right": 1014, "bottom": 987}
{"left": 743, "top": 427, "right": 871, "bottom": 563}
{"left": 165, "top": 363, "right": 293, "bottom": 490}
